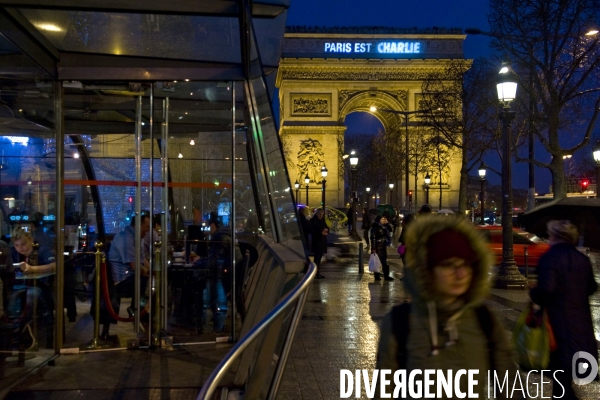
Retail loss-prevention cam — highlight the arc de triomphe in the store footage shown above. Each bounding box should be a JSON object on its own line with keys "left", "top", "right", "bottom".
{"left": 276, "top": 27, "right": 469, "bottom": 210}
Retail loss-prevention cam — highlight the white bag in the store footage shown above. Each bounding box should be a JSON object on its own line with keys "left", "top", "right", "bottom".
{"left": 369, "top": 253, "right": 382, "bottom": 273}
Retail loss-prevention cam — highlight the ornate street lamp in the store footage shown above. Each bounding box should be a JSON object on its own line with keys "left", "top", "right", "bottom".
{"left": 365, "top": 187, "right": 371, "bottom": 209}
{"left": 321, "top": 165, "right": 328, "bottom": 208}
{"left": 478, "top": 163, "right": 486, "bottom": 225}
{"left": 388, "top": 183, "right": 394, "bottom": 206}
{"left": 495, "top": 62, "right": 527, "bottom": 289}
{"left": 294, "top": 180, "right": 300, "bottom": 203}
{"left": 349, "top": 151, "right": 360, "bottom": 240}
{"left": 304, "top": 174, "right": 310, "bottom": 205}
{"left": 424, "top": 173, "right": 431, "bottom": 205}
{"left": 594, "top": 141, "right": 600, "bottom": 198}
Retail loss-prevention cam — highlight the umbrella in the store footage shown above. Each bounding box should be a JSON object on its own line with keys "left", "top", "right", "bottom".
{"left": 437, "top": 209, "right": 455, "bottom": 215}
{"left": 376, "top": 204, "right": 395, "bottom": 217}
{"left": 520, "top": 197, "right": 600, "bottom": 249}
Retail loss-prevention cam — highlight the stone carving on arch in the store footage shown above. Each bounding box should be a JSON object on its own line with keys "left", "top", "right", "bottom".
{"left": 338, "top": 89, "right": 408, "bottom": 112}
{"left": 297, "top": 138, "right": 325, "bottom": 183}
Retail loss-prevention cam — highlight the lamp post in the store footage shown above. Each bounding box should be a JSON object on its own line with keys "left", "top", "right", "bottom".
{"left": 478, "top": 163, "right": 486, "bottom": 225}
{"left": 304, "top": 174, "right": 310, "bottom": 206}
{"left": 321, "top": 165, "right": 328, "bottom": 209}
{"left": 593, "top": 141, "right": 600, "bottom": 198}
{"left": 495, "top": 62, "right": 527, "bottom": 289}
{"left": 366, "top": 187, "right": 370, "bottom": 209}
{"left": 424, "top": 173, "right": 431, "bottom": 205}
{"left": 349, "top": 151, "right": 360, "bottom": 240}
{"left": 294, "top": 180, "right": 300, "bottom": 203}
{"left": 388, "top": 183, "right": 394, "bottom": 206}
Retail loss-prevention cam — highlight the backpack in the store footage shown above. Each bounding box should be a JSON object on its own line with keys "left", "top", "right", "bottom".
{"left": 389, "top": 303, "right": 496, "bottom": 370}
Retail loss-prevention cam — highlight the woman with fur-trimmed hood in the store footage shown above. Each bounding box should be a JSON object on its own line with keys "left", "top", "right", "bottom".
{"left": 376, "top": 216, "right": 518, "bottom": 398}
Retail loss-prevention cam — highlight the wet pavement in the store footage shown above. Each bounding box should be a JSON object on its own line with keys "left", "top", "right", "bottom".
{"left": 276, "top": 248, "right": 600, "bottom": 399}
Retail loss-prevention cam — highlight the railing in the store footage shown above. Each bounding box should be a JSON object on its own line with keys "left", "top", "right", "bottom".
{"left": 196, "top": 262, "right": 316, "bottom": 400}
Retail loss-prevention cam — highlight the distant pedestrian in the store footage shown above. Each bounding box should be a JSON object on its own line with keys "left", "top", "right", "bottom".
{"left": 346, "top": 207, "right": 354, "bottom": 234}
{"left": 370, "top": 215, "right": 393, "bottom": 281}
{"left": 397, "top": 213, "right": 415, "bottom": 264}
{"left": 298, "top": 206, "right": 311, "bottom": 251}
{"left": 418, "top": 204, "right": 432, "bottom": 215}
{"left": 530, "top": 220, "right": 597, "bottom": 399}
{"left": 376, "top": 216, "right": 518, "bottom": 398}
{"left": 361, "top": 208, "right": 372, "bottom": 250}
{"left": 310, "top": 208, "right": 329, "bottom": 279}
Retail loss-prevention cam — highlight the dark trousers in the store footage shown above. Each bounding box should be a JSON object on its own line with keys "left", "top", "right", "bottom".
{"left": 363, "top": 230, "right": 370, "bottom": 246}
{"left": 313, "top": 247, "right": 325, "bottom": 274}
{"left": 115, "top": 274, "right": 149, "bottom": 310}
{"left": 374, "top": 250, "right": 389, "bottom": 279}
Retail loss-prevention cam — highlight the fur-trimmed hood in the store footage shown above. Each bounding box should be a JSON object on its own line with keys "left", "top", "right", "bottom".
{"left": 404, "top": 215, "right": 493, "bottom": 307}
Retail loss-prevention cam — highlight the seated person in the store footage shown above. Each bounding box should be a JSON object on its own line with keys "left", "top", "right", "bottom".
{"left": 103, "top": 215, "right": 150, "bottom": 337}
{"left": 5, "top": 228, "right": 56, "bottom": 346}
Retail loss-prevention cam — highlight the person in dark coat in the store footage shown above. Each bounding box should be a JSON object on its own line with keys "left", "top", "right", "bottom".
{"left": 298, "top": 206, "right": 311, "bottom": 252}
{"left": 370, "top": 215, "right": 393, "bottom": 281}
{"left": 310, "top": 208, "right": 329, "bottom": 279}
{"left": 530, "top": 220, "right": 597, "bottom": 400}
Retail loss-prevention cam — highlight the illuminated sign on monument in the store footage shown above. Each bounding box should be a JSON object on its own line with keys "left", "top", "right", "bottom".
{"left": 323, "top": 41, "right": 422, "bottom": 55}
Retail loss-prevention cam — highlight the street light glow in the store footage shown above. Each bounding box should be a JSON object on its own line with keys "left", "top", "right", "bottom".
{"left": 349, "top": 150, "right": 358, "bottom": 166}
{"left": 593, "top": 141, "right": 600, "bottom": 164}
{"left": 496, "top": 62, "right": 518, "bottom": 103}
{"left": 478, "top": 162, "right": 486, "bottom": 179}
{"left": 369, "top": 105, "right": 377, "bottom": 112}
{"left": 321, "top": 165, "right": 328, "bottom": 178}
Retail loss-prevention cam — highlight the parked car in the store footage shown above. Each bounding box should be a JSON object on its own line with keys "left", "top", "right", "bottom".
{"left": 476, "top": 226, "right": 550, "bottom": 268}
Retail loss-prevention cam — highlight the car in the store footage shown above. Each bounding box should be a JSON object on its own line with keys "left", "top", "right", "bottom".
{"left": 476, "top": 226, "right": 550, "bottom": 268}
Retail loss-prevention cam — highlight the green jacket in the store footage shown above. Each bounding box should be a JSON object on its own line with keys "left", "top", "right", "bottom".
{"left": 376, "top": 216, "right": 518, "bottom": 399}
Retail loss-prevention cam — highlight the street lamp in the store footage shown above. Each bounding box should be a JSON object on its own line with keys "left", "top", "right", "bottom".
{"left": 593, "top": 141, "right": 600, "bottom": 198}
{"left": 366, "top": 187, "right": 371, "bottom": 209}
{"left": 304, "top": 174, "right": 310, "bottom": 205}
{"left": 294, "top": 180, "right": 300, "bottom": 203}
{"left": 424, "top": 172, "right": 431, "bottom": 205}
{"left": 388, "top": 183, "right": 394, "bottom": 206}
{"left": 495, "top": 62, "right": 527, "bottom": 289}
{"left": 321, "top": 165, "right": 328, "bottom": 209}
{"left": 478, "top": 163, "right": 486, "bottom": 225}
{"left": 349, "top": 151, "right": 360, "bottom": 240}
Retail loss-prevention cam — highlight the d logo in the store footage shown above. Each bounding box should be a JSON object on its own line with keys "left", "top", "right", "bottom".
{"left": 572, "top": 351, "right": 599, "bottom": 385}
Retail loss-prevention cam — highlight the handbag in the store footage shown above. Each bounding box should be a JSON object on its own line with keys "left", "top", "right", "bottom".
{"left": 397, "top": 244, "right": 406, "bottom": 256}
{"left": 512, "top": 303, "right": 556, "bottom": 370}
{"left": 368, "top": 253, "right": 382, "bottom": 273}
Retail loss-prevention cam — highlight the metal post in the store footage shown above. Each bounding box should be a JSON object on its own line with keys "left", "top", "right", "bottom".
{"left": 480, "top": 178, "right": 485, "bottom": 225}
{"left": 405, "top": 116, "right": 409, "bottom": 209}
{"left": 596, "top": 166, "right": 600, "bottom": 198}
{"left": 152, "top": 242, "right": 161, "bottom": 347}
{"left": 305, "top": 184, "right": 309, "bottom": 206}
{"left": 495, "top": 107, "right": 527, "bottom": 289}
{"left": 80, "top": 242, "right": 109, "bottom": 350}
{"left": 54, "top": 81, "right": 65, "bottom": 352}
{"left": 350, "top": 167, "right": 360, "bottom": 240}
{"left": 425, "top": 185, "right": 430, "bottom": 205}
{"left": 231, "top": 80, "right": 236, "bottom": 342}
{"left": 524, "top": 245, "right": 529, "bottom": 279}
{"left": 322, "top": 179, "right": 326, "bottom": 209}
{"left": 358, "top": 242, "right": 364, "bottom": 273}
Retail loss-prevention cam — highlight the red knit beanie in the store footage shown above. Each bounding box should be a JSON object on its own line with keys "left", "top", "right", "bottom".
{"left": 426, "top": 228, "right": 478, "bottom": 268}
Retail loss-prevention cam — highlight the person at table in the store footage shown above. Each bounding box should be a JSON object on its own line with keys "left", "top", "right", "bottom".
{"left": 7, "top": 227, "right": 55, "bottom": 328}
{"left": 142, "top": 214, "right": 162, "bottom": 264}
{"left": 102, "top": 215, "right": 150, "bottom": 337}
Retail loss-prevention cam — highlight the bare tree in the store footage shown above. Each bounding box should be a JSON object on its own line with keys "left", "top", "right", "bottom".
{"left": 489, "top": 0, "right": 600, "bottom": 199}
{"left": 419, "top": 59, "right": 501, "bottom": 213}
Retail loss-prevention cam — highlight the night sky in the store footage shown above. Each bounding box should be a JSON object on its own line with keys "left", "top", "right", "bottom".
{"left": 284, "top": 0, "right": 551, "bottom": 193}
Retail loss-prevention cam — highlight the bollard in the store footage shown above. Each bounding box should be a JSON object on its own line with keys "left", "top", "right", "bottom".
{"left": 358, "top": 242, "right": 364, "bottom": 274}
{"left": 524, "top": 245, "right": 529, "bottom": 279}
{"left": 80, "top": 242, "right": 109, "bottom": 350}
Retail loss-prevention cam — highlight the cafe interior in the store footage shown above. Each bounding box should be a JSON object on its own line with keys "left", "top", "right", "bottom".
{"left": 0, "top": 1, "right": 308, "bottom": 396}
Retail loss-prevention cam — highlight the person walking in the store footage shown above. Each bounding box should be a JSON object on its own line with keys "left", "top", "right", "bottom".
{"left": 370, "top": 215, "right": 393, "bottom": 281}
{"left": 376, "top": 216, "right": 518, "bottom": 397}
{"left": 310, "top": 208, "right": 329, "bottom": 279}
{"left": 530, "top": 220, "right": 597, "bottom": 399}
{"left": 361, "top": 208, "right": 372, "bottom": 251}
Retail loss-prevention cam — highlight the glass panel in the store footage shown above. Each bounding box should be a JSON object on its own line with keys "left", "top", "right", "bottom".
{"left": 19, "top": 9, "right": 241, "bottom": 63}
{"left": 0, "top": 34, "right": 56, "bottom": 389}
{"left": 249, "top": 76, "right": 304, "bottom": 256}
{"left": 253, "top": 10, "right": 288, "bottom": 68}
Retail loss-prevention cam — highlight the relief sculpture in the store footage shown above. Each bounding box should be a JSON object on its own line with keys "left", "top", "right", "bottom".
{"left": 297, "top": 138, "right": 325, "bottom": 183}
{"left": 292, "top": 97, "right": 329, "bottom": 115}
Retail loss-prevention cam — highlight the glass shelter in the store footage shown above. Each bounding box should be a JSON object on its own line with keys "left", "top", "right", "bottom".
{"left": 0, "top": 1, "right": 308, "bottom": 395}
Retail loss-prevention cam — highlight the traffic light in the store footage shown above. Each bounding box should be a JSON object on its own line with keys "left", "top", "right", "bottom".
{"left": 582, "top": 180, "right": 589, "bottom": 192}
{"left": 408, "top": 190, "right": 413, "bottom": 202}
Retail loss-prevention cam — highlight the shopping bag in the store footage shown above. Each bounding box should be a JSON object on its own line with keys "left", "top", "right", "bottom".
{"left": 512, "top": 303, "right": 553, "bottom": 370}
{"left": 369, "top": 253, "right": 382, "bottom": 273}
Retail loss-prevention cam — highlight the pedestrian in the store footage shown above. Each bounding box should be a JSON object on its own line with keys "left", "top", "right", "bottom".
{"left": 418, "top": 204, "right": 432, "bottom": 215}
{"left": 376, "top": 215, "right": 518, "bottom": 397}
{"left": 361, "top": 208, "right": 372, "bottom": 250}
{"left": 397, "top": 213, "right": 415, "bottom": 265}
{"left": 310, "top": 208, "right": 329, "bottom": 279}
{"left": 299, "top": 206, "right": 311, "bottom": 252}
{"left": 346, "top": 207, "right": 354, "bottom": 234}
{"left": 530, "top": 220, "right": 597, "bottom": 399}
{"left": 370, "top": 215, "right": 393, "bottom": 281}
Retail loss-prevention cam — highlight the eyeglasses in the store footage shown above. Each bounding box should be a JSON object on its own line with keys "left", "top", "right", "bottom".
{"left": 434, "top": 259, "right": 474, "bottom": 275}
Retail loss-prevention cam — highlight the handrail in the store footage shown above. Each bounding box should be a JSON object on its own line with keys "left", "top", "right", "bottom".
{"left": 196, "top": 262, "right": 316, "bottom": 400}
